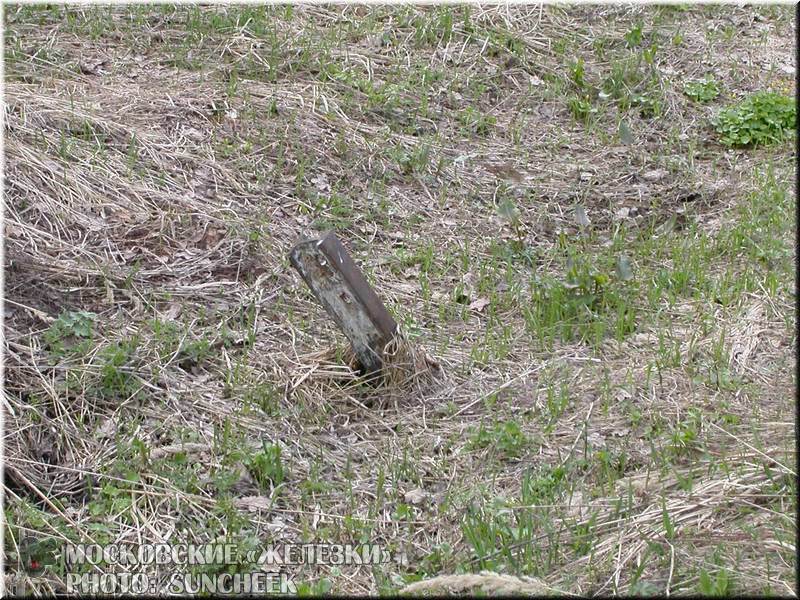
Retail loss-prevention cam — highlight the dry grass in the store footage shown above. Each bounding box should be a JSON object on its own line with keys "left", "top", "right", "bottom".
{"left": 400, "top": 570, "right": 554, "bottom": 595}
{"left": 3, "top": 4, "right": 796, "bottom": 596}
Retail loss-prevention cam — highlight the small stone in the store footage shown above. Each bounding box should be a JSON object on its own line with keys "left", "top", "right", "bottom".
{"left": 468, "top": 298, "right": 490, "bottom": 312}
{"left": 642, "top": 169, "right": 669, "bottom": 183}
{"left": 404, "top": 488, "right": 427, "bottom": 505}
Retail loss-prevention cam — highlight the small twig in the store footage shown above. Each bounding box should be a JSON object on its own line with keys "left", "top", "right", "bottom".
{"left": 449, "top": 366, "right": 537, "bottom": 418}
{"left": 560, "top": 400, "right": 595, "bottom": 467}
{"left": 707, "top": 421, "right": 795, "bottom": 476}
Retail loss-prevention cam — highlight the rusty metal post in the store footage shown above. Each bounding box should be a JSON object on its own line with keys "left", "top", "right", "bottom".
{"left": 289, "top": 232, "right": 397, "bottom": 375}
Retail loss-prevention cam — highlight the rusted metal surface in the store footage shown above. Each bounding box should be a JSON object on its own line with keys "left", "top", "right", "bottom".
{"left": 289, "top": 231, "right": 397, "bottom": 375}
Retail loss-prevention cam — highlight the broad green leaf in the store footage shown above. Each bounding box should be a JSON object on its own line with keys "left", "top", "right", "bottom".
{"left": 616, "top": 254, "right": 634, "bottom": 281}
{"left": 574, "top": 204, "right": 590, "bottom": 227}
{"left": 496, "top": 197, "right": 518, "bottom": 223}
{"left": 619, "top": 119, "right": 633, "bottom": 144}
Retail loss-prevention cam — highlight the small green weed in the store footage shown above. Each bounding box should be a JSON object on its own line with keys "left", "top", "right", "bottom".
{"left": 602, "top": 55, "right": 651, "bottom": 111}
{"left": 522, "top": 254, "right": 637, "bottom": 347}
{"left": 568, "top": 95, "right": 595, "bottom": 125}
{"left": 569, "top": 57, "right": 587, "bottom": 90}
{"left": 245, "top": 441, "right": 285, "bottom": 492}
{"left": 98, "top": 339, "right": 139, "bottom": 398}
{"left": 296, "top": 578, "right": 333, "bottom": 596}
{"left": 697, "top": 567, "right": 733, "bottom": 595}
{"left": 310, "top": 192, "right": 356, "bottom": 230}
{"left": 391, "top": 143, "right": 432, "bottom": 176}
{"left": 624, "top": 22, "right": 644, "bottom": 47}
{"left": 683, "top": 78, "right": 720, "bottom": 102}
{"left": 467, "top": 419, "right": 530, "bottom": 459}
{"left": 632, "top": 91, "right": 662, "bottom": 118}
{"left": 495, "top": 195, "right": 524, "bottom": 244}
{"left": 178, "top": 337, "right": 213, "bottom": 370}
{"left": 522, "top": 466, "right": 566, "bottom": 504}
{"left": 458, "top": 106, "right": 496, "bottom": 136}
{"left": 714, "top": 91, "right": 795, "bottom": 147}
{"left": 419, "top": 542, "right": 455, "bottom": 576}
{"left": 461, "top": 466, "right": 567, "bottom": 574}
{"left": 43, "top": 310, "right": 96, "bottom": 355}
{"left": 668, "top": 408, "right": 702, "bottom": 457}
